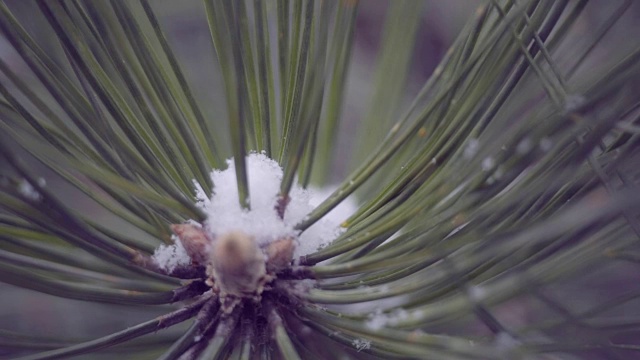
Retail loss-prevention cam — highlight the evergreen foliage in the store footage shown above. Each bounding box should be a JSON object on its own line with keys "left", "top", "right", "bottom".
{"left": 1, "top": 1, "right": 639, "bottom": 359}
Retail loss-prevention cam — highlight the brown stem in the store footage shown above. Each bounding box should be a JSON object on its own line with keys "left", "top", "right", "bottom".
{"left": 275, "top": 194, "right": 291, "bottom": 219}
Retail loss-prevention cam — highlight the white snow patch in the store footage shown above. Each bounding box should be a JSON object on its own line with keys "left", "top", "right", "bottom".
{"left": 192, "top": 153, "right": 354, "bottom": 259}
{"left": 464, "top": 138, "right": 480, "bottom": 159}
{"left": 18, "top": 179, "right": 41, "bottom": 201}
{"left": 309, "top": 185, "right": 358, "bottom": 225}
{"left": 199, "top": 153, "right": 288, "bottom": 244}
{"left": 152, "top": 235, "right": 191, "bottom": 272}
{"left": 365, "top": 309, "right": 387, "bottom": 330}
{"left": 365, "top": 307, "right": 411, "bottom": 330}
{"left": 539, "top": 137, "right": 552, "bottom": 152}
{"left": 351, "top": 338, "right": 371, "bottom": 352}
{"left": 468, "top": 285, "right": 486, "bottom": 302}
{"left": 494, "top": 332, "right": 520, "bottom": 353}
{"left": 357, "top": 285, "right": 376, "bottom": 294}
{"left": 291, "top": 279, "right": 317, "bottom": 294}
{"left": 388, "top": 308, "right": 410, "bottom": 326}
{"left": 481, "top": 157, "right": 495, "bottom": 171}
{"left": 563, "top": 94, "right": 585, "bottom": 113}
{"left": 295, "top": 184, "right": 359, "bottom": 257}
{"left": 516, "top": 138, "right": 532, "bottom": 154}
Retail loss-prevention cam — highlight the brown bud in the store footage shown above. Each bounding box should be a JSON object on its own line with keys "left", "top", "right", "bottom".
{"left": 171, "top": 223, "right": 210, "bottom": 265}
{"left": 265, "top": 237, "right": 295, "bottom": 272}
{"left": 210, "top": 231, "right": 266, "bottom": 297}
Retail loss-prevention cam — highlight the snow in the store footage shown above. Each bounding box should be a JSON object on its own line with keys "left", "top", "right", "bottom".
{"left": 291, "top": 279, "right": 317, "bottom": 294}
{"left": 481, "top": 157, "right": 495, "bottom": 171}
{"left": 196, "top": 153, "right": 295, "bottom": 246}
{"left": 494, "top": 332, "right": 520, "bottom": 353}
{"left": 564, "top": 94, "right": 585, "bottom": 113}
{"left": 18, "top": 179, "right": 41, "bottom": 201}
{"left": 365, "top": 309, "right": 387, "bottom": 330}
{"left": 163, "top": 153, "right": 358, "bottom": 268}
{"left": 539, "top": 137, "right": 552, "bottom": 152}
{"left": 464, "top": 138, "right": 480, "bottom": 159}
{"left": 308, "top": 186, "right": 357, "bottom": 226}
{"left": 296, "top": 184, "right": 358, "bottom": 257}
{"left": 516, "top": 138, "right": 532, "bottom": 154}
{"left": 365, "top": 307, "right": 411, "bottom": 330}
{"left": 351, "top": 338, "right": 371, "bottom": 352}
{"left": 152, "top": 235, "right": 191, "bottom": 272}
{"left": 468, "top": 285, "right": 486, "bottom": 302}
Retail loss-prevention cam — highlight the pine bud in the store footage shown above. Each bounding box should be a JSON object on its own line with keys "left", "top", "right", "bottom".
{"left": 209, "top": 231, "right": 266, "bottom": 297}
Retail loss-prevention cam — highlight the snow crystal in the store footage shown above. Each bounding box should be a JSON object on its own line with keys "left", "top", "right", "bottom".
{"left": 291, "top": 279, "right": 317, "bottom": 294}
{"left": 365, "top": 307, "right": 411, "bottom": 330}
{"left": 464, "top": 138, "right": 480, "bottom": 159}
{"left": 388, "top": 308, "right": 410, "bottom": 326}
{"left": 516, "top": 138, "right": 532, "bottom": 154}
{"left": 494, "top": 332, "right": 520, "bottom": 353}
{"left": 352, "top": 339, "right": 371, "bottom": 352}
{"left": 357, "top": 285, "right": 375, "bottom": 294}
{"left": 152, "top": 235, "right": 191, "bottom": 272}
{"left": 365, "top": 309, "right": 387, "bottom": 330}
{"left": 468, "top": 285, "right": 486, "bottom": 302}
{"left": 192, "top": 153, "right": 356, "bottom": 259}
{"left": 18, "top": 179, "right": 41, "bottom": 201}
{"left": 481, "top": 157, "right": 495, "bottom": 171}
{"left": 539, "top": 137, "right": 552, "bottom": 152}
{"left": 563, "top": 94, "right": 585, "bottom": 113}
